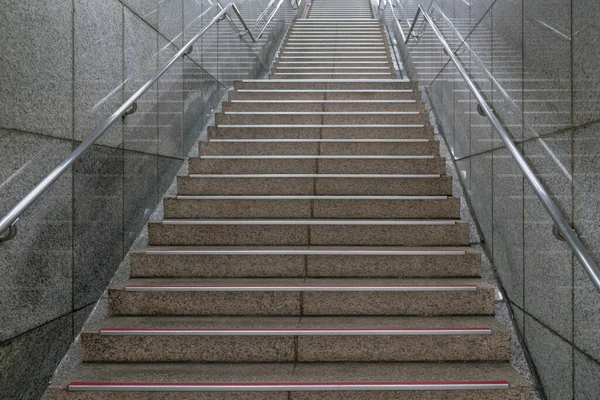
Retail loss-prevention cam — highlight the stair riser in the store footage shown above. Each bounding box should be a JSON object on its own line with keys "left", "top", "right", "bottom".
{"left": 188, "top": 158, "right": 446, "bottom": 175}
{"left": 147, "top": 223, "right": 469, "bottom": 246}
{"left": 130, "top": 253, "right": 481, "bottom": 278}
{"left": 163, "top": 198, "right": 461, "bottom": 219}
{"left": 199, "top": 142, "right": 438, "bottom": 156}
{"left": 82, "top": 334, "right": 508, "bottom": 362}
{"left": 208, "top": 126, "right": 433, "bottom": 140}
{"left": 221, "top": 102, "right": 425, "bottom": 112}
{"left": 234, "top": 81, "right": 417, "bottom": 90}
{"left": 177, "top": 176, "right": 453, "bottom": 196}
{"left": 109, "top": 290, "right": 493, "bottom": 316}
{"left": 227, "top": 92, "right": 420, "bottom": 101}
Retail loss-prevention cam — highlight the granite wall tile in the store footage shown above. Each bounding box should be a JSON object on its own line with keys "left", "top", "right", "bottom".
{"left": 0, "top": 314, "right": 72, "bottom": 400}
{"left": 0, "top": 0, "right": 73, "bottom": 140}
{"left": 124, "top": 8, "right": 159, "bottom": 154}
{"left": 159, "top": 0, "right": 184, "bottom": 47}
{"left": 470, "top": 152, "right": 494, "bottom": 250}
{"left": 157, "top": 39, "right": 184, "bottom": 158}
{"left": 183, "top": 59, "right": 207, "bottom": 151}
{"left": 523, "top": 0, "right": 572, "bottom": 139}
{"left": 493, "top": 147, "right": 524, "bottom": 306}
{"left": 523, "top": 132, "right": 573, "bottom": 339}
{"left": 0, "top": 131, "right": 73, "bottom": 342}
{"left": 124, "top": 151, "right": 158, "bottom": 250}
{"left": 573, "top": 122, "right": 600, "bottom": 361}
{"left": 525, "top": 315, "right": 573, "bottom": 400}
{"left": 73, "top": 145, "right": 124, "bottom": 309}
{"left": 74, "top": 0, "right": 124, "bottom": 148}
{"left": 572, "top": 0, "right": 600, "bottom": 125}
{"left": 491, "top": 0, "right": 523, "bottom": 149}
{"left": 122, "top": 0, "right": 159, "bottom": 29}
{"left": 574, "top": 350, "right": 600, "bottom": 399}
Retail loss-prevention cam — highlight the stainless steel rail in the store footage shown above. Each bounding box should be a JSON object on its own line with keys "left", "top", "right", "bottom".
{"left": 0, "top": 1, "right": 288, "bottom": 242}
{"left": 404, "top": 6, "right": 600, "bottom": 292}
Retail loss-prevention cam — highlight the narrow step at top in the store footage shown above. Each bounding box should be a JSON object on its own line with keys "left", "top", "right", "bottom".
{"left": 158, "top": 219, "right": 462, "bottom": 226}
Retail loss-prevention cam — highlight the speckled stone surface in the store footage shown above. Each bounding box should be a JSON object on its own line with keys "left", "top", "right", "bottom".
{"left": 309, "top": 222, "right": 469, "bottom": 246}
{"left": 164, "top": 198, "right": 313, "bottom": 219}
{"left": 163, "top": 198, "right": 459, "bottom": 219}
{"left": 130, "top": 252, "right": 306, "bottom": 278}
{"left": 316, "top": 158, "right": 445, "bottom": 174}
{"left": 148, "top": 222, "right": 310, "bottom": 246}
{"left": 200, "top": 141, "right": 320, "bottom": 156}
{"left": 315, "top": 176, "right": 453, "bottom": 196}
{"left": 188, "top": 158, "right": 317, "bottom": 174}
{"left": 306, "top": 250, "right": 480, "bottom": 278}
{"left": 209, "top": 126, "right": 322, "bottom": 139}
{"left": 177, "top": 176, "right": 316, "bottom": 195}
{"left": 320, "top": 126, "right": 433, "bottom": 139}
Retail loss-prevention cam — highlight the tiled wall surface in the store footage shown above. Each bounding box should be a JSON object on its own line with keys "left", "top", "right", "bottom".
{"left": 400, "top": 0, "right": 600, "bottom": 398}
{"left": 0, "top": 0, "right": 284, "bottom": 397}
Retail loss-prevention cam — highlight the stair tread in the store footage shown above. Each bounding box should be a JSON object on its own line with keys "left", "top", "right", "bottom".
{"left": 112, "top": 277, "right": 493, "bottom": 290}
{"left": 50, "top": 362, "right": 529, "bottom": 389}
{"left": 133, "top": 245, "right": 476, "bottom": 254}
{"left": 85, "top": 315, "right": 508, "bottom": 333}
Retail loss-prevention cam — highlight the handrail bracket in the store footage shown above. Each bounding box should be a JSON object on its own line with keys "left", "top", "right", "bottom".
{"left": 0, "top": 219, "right": 19, "bottom": 242}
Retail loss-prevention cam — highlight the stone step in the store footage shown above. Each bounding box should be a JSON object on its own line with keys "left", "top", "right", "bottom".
{"left": 228, "top": 89, "right": 420, "bottom": 101}
{"left": 81, "top": 316, "right": 508, "bottom": 363}
{"left": 234, "top": 79, "right": 416, "bottom": 90}
{"left": 177, "top": 174, "right": 452, "bottom": 196}
{"left": 47, "top": 362, "right": 530, "bottom": 399}
{"left": 187, "top": 155, "right": 445, "bottom": 175}
{"left": 198, "top": 138, "right": 438, "bottom": 155}
{"left": 129, "top": 246, "right": 481, "bottom": 278}
{"left": 163, "top": 195, "right": 460, "bottom": 219}
{"left": 207, "top": 125, "right": 433, "bottom": 139}
{"left": 221, "top": 100, "right": 425, "bottom": 112}
{"left": 214, "top": 111, "right": 426, "bottom": 125}
{"left": 109, "top": 277, "right": 493, "bottom": 316}
{"left": 147, "top": 219, "right": 469, "bottom": 246}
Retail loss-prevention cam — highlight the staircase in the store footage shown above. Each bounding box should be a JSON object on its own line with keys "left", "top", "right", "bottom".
{"left": 47, "top": 0, "right": 531, "bottom": 398}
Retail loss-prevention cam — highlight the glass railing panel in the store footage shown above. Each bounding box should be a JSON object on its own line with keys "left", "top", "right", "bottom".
{"left": 157, "top": 39, "right": 185, "bottom": 159}
{"left": 522, "top": 0, "right": 571, "bottom": 140}
{"left": 522, "top": 132, "right": 573, "bottom": 339}
{"left": 489, "top": 0, "right": 523, "bottom": 149}
{"left": 123, "top": 10, "right": 160, "bottom": 155}
{"left": 456, "top": 9, "right": 493, "bottom": 158}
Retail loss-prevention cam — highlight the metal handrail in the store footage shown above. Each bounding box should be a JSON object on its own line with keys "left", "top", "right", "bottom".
{"left": 0, "top": 1, "right": 288, "bottom": 242}
{"left": 405, "top": 6, "right": 600, "bottom": 292}
{"left": 253, "top": 0, "right": 279, "bottom": 29}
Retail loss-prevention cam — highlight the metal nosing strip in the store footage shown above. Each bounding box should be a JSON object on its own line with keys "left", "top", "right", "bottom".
{"left": 160, "top": 220, "right": 459, "bottom": 226}
{"left": 198, "top": 155, "right": 434, "bottom": 159}
{"left": 144, "top": 249, "right": 467, "bottom": 256}
{"left": 174, "top": 195, "right": 448, "bottom": 200}
{"left": 235, "top": 90, "right": 414, "bottom": 93}
{"left": 241, "top": 79, "right": 410, "bottom": 83}
{"left": 208, "top": 138, "right": 427, "bottom": 141}
{"left": 223, "top": 111, "right": 419, "bottom": 115}
{"left": 217, "top": 125, "right": 425, "bottom": 128}
{"left": 123, "top": 285, "right": 477, "bottom": 292}
{"left": 99, "top": 328, "right": 492, "bottom": 336}
{"left": 187, "top": 174, "right": 442, "bottom": 178}
{"left": 68, "top": 381, "right": 510, "bottom": 391}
